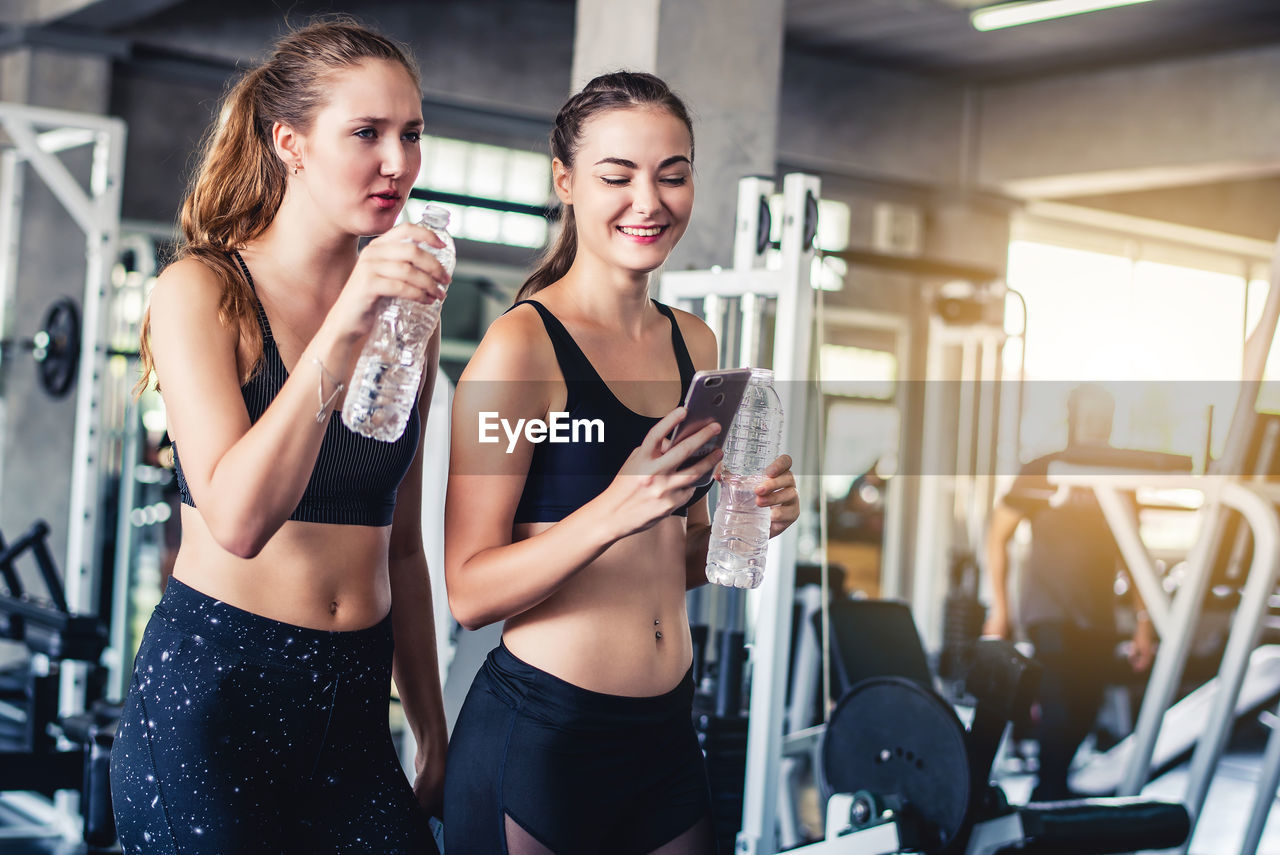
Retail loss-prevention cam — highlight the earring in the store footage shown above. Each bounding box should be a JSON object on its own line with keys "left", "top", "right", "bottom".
{"left": 293, "top": 163, "right": 301, "bottom": 175}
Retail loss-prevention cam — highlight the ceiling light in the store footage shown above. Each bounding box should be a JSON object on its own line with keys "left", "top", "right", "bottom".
{"left": 971, "top": 0, "right": 1158, "bottom": 31}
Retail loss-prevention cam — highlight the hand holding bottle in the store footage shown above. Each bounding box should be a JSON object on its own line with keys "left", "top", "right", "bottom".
{"left": 343, "top": 206, "right": 455, "bottom": 441}
{"left": 741, "top": 453, "right": 798, "bottom": 539}
{"left": 324, "top": 220, "right": 450, "bottom": 342}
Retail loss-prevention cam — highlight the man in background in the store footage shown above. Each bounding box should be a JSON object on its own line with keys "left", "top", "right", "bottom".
{"left": 984, "top": 383, "right": 1156, "bottom": 801}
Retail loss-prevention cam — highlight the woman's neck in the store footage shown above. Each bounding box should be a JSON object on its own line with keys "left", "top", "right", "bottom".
{"left": 553, "top": 255, "right": 656, "bottom": 336}
{"left": 248, "top": 198, "right": 360, "bottom": 300}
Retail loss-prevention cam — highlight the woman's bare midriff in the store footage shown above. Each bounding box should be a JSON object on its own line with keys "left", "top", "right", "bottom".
{"left": 502, "top": 515, "right": 694, "bottom": 698}
{"left": 170, "top": 505, "right": 393, "bottom": 631}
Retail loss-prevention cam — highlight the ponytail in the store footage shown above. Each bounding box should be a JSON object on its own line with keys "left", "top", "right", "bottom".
{"left": 517, "top": 208, "right": 577, "bottom": 301}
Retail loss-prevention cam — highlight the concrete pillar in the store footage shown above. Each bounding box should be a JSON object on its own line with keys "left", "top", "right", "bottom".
{"left": 0, "top": 45, "right": 111, "bottom": 582}
{"left": 571, "top": 0, "right": 787, "bottom": 271}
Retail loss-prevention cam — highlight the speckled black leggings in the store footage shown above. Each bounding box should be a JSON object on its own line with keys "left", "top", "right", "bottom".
{"left": 109, "top": 578, "right": 436, "bottom": 854}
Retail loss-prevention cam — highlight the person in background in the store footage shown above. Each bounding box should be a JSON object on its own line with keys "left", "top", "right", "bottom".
{"left": 984, "top": 383, "right": 1157, "bottom": 801}
{"left": 110, "top": 19, "right": 448, "bottom": 854}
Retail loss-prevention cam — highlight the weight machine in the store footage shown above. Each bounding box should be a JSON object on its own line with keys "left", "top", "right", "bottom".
{"left": 0, "top": 100, "right": 126, "bottom": 840}
{"left": 0, "top": 519, "right": 115, "bottom": 848}
{"left": 661, "top": 174, "right": 1190, "bottom": 855}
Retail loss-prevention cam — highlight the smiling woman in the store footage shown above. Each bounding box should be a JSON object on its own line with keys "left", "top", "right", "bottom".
{"left": 442, "top": 71, "right": 799, "bottom": 855}
{"left": 109, "top": 18, "right": 449, "bottom": 855}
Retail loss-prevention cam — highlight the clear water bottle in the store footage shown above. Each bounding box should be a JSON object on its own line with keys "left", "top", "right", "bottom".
{"left": 342, "top": 205, "right": 455, "bottom": 441}
{"left": 705, "top": 368, "right": 783, "bottom": 588}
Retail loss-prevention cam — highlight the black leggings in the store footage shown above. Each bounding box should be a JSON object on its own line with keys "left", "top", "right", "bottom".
{"left": 109, "top": 578, "right": 436, "bottom": 854}
{"left": 443, "top": 642, "right": 716, "bottom": 855}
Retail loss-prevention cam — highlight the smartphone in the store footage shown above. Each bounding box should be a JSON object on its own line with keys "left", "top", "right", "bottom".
{"left": 668, "top": 367, "right": 752, "bottom": 486}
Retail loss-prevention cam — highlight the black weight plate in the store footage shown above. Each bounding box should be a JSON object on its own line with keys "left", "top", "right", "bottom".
{"left": 38, "top": 298, "right": 79, "bottom": 398}
{"left": 822, "top": 676, "right": 970, "bottom": 852}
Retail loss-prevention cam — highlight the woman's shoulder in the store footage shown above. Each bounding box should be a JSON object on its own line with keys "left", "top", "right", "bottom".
{"left": 150, "top": 256, "right": 230, "bottom": 314}
{"left": 462, "top": 300, "right": 558, "bottom": 382}
{"left": 663, "top": 303, "right": 717, "bottom": 369}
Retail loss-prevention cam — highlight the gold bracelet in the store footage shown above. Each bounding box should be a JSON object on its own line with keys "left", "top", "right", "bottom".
{"left": 311, "top": 356, "right": 345, "bottom": 424}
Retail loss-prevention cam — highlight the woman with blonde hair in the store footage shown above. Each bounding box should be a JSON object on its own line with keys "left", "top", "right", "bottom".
{"left": 110, "top": 19, "right": 448, "bottom": 854}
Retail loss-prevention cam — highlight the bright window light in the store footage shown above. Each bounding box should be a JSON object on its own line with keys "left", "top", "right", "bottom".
{"left": 971, "top": 0, "right": 1158, "bottom": 31}
{"left": 413, "top": 135, "right": 553, "bottom": 249}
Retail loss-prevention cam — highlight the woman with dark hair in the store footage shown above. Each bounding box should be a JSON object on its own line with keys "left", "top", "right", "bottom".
{"left": 110, "top": 19, "right": 449, "bottom": 854}
{"left": 443, "top": 71, "right": 799, "bottom": 854}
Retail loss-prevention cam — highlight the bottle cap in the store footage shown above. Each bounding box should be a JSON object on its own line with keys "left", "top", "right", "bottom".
{"left": 419, "top": 204, "right": 451, "bottom": 231}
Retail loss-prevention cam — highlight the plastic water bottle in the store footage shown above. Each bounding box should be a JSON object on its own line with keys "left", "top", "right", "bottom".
{"left": 342, "top": 205, "right": 455, "bottom": 441}
{"left": 705, "top": 368, "right": 783, "bottom": 588}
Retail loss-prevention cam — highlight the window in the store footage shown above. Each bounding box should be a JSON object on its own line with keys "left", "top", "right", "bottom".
{"left": 411, "top": 135, "right": 551, "bottom": 249}
{"left": 1002, "top": 214, "right": 1271, "bottom": 475}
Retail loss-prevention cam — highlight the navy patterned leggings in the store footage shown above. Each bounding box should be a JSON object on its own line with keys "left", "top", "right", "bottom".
{"left": 109, "top": 578, "right": 436, "bottom": 854}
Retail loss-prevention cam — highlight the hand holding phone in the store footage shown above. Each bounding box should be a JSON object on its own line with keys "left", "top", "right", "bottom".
{"left": 668, "top": 368, "right": 751, "bottom": 487}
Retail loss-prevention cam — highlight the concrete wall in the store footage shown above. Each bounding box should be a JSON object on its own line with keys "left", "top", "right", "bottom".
{"left": 779, "top": 51, "right": 970, "bottom": 190}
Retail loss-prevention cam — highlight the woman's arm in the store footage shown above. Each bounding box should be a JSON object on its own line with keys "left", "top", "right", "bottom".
{"left": 388, "top": 327, "right": 448, "bottom": 816}
{"left": 153, "top": 226, "right": 446, "bottom": 557}
{"left": 444, "top": 307, "right": 722, "bottom": 630}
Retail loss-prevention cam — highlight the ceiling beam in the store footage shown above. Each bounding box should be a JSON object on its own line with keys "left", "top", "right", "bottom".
{"left": 976, "top": 43, "right": 1280, "bottom": 197}
{"left": 3, "top": 0, "right": 183, "bottom": 28}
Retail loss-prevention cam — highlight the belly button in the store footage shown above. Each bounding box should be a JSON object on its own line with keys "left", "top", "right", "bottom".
{"left": 329, "top": 601, "right": 339, "bottom": 616}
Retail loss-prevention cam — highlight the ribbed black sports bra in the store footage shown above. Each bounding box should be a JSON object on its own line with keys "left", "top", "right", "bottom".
{"left": 511, "top": 299, "right": 711, "bottom": 523}
{"left": 172, "top": 252, "right": 421, "bottom": 527}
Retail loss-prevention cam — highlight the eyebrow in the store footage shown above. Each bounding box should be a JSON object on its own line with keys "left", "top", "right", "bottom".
{"left": 351, "top": 116, "right": 425, "bottom": 127}
{"left": 594, "top": 155, "right": 691, "bottom": 169}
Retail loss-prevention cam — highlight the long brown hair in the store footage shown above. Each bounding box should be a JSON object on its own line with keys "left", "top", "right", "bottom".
{"left": 135, "top": 18, "right": 419, "bottom": 393}
{"left": 516, "top": 71, "right": 694, "bottom": 302}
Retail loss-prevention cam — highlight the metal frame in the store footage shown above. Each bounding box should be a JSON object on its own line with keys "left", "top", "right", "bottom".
{"left": 818, "top": 306, "right": 912, "bottom": 601}
{"left": 0, "top": 103, "right": 124, "bottom": 835}
{"left": 661, "top": 172, "right": 819, "bottom": 855}
{"left": 912, "top": 315, "right": 1006, "bottom": 650}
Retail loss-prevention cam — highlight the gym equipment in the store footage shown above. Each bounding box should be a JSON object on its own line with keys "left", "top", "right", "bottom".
{"left": 938, "top": 549, "right": 985, "bottom": 685}
{"left": 0, "top": 519, "right": 117, "bottom": 847}
{"left": 661, "top": 172, "right": 818, "bottom": 855}
{"left": 805, "top": 604, "right": 1190, "bottom": 855}
{"left": 1071, "top": 644, "right": 1280, "bottom": 795}
{"left": 662, "top": 176, "right": 1193, "bottom": 854}
{"left": 0, "top": 102, "right": 125, "bottom": 718}
{"left": 1038, "top": 230, "right": 1280, "bottom": 855}
{"left": 0, "top": 297, "right": 82, "bottom": 398}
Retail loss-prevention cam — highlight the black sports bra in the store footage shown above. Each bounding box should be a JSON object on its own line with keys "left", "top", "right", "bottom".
{"left": 172, "top": 253, "right": 420, "bottom": 527}
{"left": 511, "top": 299, "right": 711, "bottom": 524}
